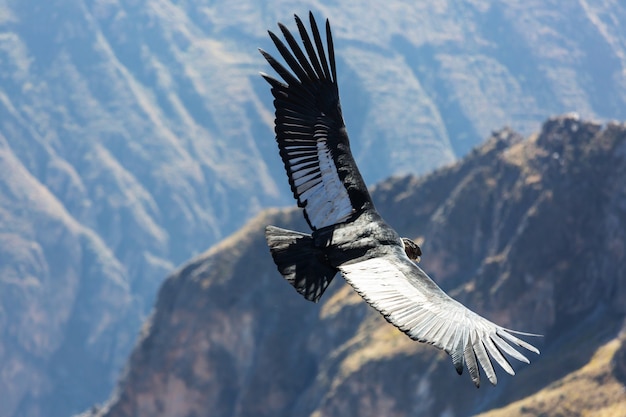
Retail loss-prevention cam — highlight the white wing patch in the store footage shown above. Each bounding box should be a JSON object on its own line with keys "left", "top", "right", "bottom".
{"left": 287, "top": 137, "right": 353, "bottom": 229}
{"left": 339, "top": 256, "right": 539, "bottom": 386}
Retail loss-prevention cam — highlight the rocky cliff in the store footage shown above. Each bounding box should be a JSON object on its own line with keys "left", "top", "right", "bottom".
{"left": 87, "top": 116, "right": 626, "bottom": 417}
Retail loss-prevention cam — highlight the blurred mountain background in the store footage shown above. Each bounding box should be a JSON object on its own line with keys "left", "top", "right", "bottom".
{"left": 1, "top": 1, "right": 625, "bottom": 416}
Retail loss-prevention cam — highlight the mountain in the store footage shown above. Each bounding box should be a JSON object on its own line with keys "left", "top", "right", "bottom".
{"left": 2, "top": 1, "right": 626, "bottom": 416}
{"left": 84, "top": 115, "right": 626, "bottom": 417}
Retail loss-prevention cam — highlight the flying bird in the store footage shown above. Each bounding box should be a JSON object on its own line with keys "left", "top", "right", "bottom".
{"left": 259, "top": 12, "right": 539, "bottom": 387}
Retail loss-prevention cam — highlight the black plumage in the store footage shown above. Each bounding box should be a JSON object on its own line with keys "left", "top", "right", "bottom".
{"left": 260, "top": 12, "right": 539, "bottom": 387}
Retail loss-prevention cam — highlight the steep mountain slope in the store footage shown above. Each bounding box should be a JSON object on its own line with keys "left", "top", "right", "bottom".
{"left": 0, "top": 135, "right": 140, "bottom": 417}
{"left": 87, "top": 116, "right": 626, "bottom": 417}
{"left": 2, "top": 1, "right": 626, "bottom": 416}
{"left": 476, "top": 332, "right": 626, "bottom": 417}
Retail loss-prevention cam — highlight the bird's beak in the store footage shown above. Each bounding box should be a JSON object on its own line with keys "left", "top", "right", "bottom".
{"left": 415, "top": 256, "right": 421, "bottom": 263}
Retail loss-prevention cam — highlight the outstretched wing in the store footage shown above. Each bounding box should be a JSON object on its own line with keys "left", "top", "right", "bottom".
{"left": 260, "top": 12, "right": 372, "bottom": 230}
{"left": 339, "top": 249, "right": 540, "bottom": 387}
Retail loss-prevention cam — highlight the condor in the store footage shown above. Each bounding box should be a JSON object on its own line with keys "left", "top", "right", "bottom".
{"left": 259, "top": 12, "right": 538, "bottom": 387}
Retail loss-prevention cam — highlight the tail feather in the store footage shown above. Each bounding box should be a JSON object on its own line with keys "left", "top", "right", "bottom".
{"left": 265, "top": 225, "right": 337, "bottom": 302}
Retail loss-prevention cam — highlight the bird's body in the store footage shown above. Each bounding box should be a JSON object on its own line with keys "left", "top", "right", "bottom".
{"left": 260, "top": 12, "right": 539, "bottom": 387}
{"left": 265, "top": 208, "right": 400, "bottom": 303}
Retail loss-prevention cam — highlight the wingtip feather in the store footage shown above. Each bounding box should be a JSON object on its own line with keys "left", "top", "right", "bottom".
{"left": 497, "top": 329, "right": 541, "bottom": 355}
{"left": 464, "top": 334, "right": 481, "bottom": 387}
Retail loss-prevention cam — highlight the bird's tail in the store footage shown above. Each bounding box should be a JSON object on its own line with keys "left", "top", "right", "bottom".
{"left": 265, "top": 225, "right": 337, "bottom": 302}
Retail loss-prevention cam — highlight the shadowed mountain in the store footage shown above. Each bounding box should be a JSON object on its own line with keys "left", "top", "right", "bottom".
{"left": 85, "top": 116, "right": 626, "bottom": 417}
{"left": 3, "top": 1, "right": 626, "bottom": 416}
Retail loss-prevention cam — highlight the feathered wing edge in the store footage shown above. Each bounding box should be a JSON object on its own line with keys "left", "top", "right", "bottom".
{"left": 259, "top": 12, "right": 336, "bottom": 90}
{"left": 339, "top": 253, "right": 540, "bottom": 387}
{"left": 258, "top": 12, "right": 363, "bottom": 230}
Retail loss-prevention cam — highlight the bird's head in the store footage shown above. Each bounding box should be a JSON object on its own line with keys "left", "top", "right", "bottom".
{"left": 401, "top": 238, "right": 422, "bottom": 263}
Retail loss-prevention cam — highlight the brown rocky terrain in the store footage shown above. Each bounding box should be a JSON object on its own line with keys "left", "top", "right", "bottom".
{"left": 86, "top": 116, "right": 626, "bottom": 417}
